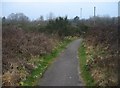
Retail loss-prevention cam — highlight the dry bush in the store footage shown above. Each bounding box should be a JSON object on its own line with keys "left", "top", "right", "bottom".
{"left": 2, "top": 25, "right": 57, "bottom": 86}
{"left": 84, "top": 21, "right": 118, "bottom": 86}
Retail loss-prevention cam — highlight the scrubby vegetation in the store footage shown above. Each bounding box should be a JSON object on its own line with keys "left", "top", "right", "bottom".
{"left": 79, "top": 43, "right": 95, "bottom": 86}
{"left": 2, "top": 13, "right": 118, "bottom": 86}
{"left": 2, "top": 13, "right": 80, "bottom": 86}
{"left": 2, "top": 25, "right": 57, "bottom": 86}
{"left": 20, "top": 37, "right": 75, "bottom": 86}
{"left": 79, "top": 16, "right": 118, "bottom": 86}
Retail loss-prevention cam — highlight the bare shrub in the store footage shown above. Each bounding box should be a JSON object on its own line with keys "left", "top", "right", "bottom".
{"left": 84, "top": 17, "right": 118, "bottom": 86}
{"left": 2, "top": 25, "right": 57, "bottom": 86}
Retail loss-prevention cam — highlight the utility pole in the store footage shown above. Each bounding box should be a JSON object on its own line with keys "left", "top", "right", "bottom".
{"left": 94, "top": 6, "right": 96, "bottom": 17}
{"left": 80, "top": 8, "right": 82, "bottom": 19}
{"left": 94, "top": 6, "right": 96, "bottom": 25}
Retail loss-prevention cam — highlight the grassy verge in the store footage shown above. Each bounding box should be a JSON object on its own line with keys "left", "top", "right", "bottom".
{"left": 78, "top": 42, "right": 95, "bottom": 86}
{"left": 20, "top": 37, "right": 76, "bottom": 86}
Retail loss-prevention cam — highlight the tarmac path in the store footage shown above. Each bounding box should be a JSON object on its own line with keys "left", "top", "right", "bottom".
{"left": 38, "top": 39, "right": 83, "bottom": 86}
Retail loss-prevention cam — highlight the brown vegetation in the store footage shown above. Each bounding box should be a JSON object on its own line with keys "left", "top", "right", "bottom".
{"left": 2, "top": 25, "right": 57, "bottom": 86}
{"left": 2, "top": 13, "right": 118, "bottom": 86}
{"left": 83, "top": 17, "right": 118, "bottom": 86}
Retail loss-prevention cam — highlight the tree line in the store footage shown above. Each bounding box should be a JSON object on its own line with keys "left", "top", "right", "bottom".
{"left": 2, "top": 13, "right": 119, "bottom": 39}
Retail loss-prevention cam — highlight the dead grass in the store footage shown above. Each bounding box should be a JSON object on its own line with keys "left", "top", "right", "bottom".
{"left": 83, "top": 23, "right": 118, "bottom": 86}
{"left": 2, "top": 25, "right": 58, "bottom": 86}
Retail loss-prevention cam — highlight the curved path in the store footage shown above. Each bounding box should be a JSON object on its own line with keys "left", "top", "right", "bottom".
{"left": 38, "top": 39, "right": 83, "bottom": 86}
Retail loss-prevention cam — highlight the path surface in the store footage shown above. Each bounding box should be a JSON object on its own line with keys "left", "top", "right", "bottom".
{"left": 38, "top": 39, "right": 83, "bottom": 86}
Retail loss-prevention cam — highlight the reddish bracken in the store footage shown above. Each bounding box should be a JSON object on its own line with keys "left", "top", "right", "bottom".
{"left": 84, "top": 22, "right": 118, "bottom": 86}
{"left": 2, "top": 25, "right": 57, "bottom": 86}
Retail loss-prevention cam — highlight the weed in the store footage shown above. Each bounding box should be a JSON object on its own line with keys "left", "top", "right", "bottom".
{"left": 20, "top": 38, "right": 74, "bottom": 86}
{"left": 78, "top": 42, "right": 95, "bottom": 86}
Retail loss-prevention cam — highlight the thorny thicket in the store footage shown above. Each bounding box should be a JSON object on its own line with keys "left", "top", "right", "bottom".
{"left": 83, "top": 17, "right": 118, "bottom": 86}
{"left": 2, "top": 25, "right": 58, "bottom": 86}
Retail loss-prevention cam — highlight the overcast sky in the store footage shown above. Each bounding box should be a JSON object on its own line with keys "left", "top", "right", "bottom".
{"left": 1, "top": 0, "right": 119, "bottom": 20}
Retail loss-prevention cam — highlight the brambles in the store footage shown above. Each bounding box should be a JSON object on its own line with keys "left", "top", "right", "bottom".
{"left": 83, "top": 17, "right": 118, "bottom": 86}
{"left": 78, "top": 43, "right": 95, "bottom": 86}
{"left": 2, "top": 13, "right": 79, "bottom": 86}
{"left": 2, "top": 22, "right": 75, "bottom": 86}
{"left": 2, "top": 13, "right": 118, "bottom": 86}
{"left": 2, "top": 25, "right": 57, "bottom": 86}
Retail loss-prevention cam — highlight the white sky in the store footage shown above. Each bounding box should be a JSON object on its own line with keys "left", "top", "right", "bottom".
{"left": 1, "top": 0, "right": 119, "bottom": 2}
{"left": 1, "top": 0, "right": 119, "bottom": 20}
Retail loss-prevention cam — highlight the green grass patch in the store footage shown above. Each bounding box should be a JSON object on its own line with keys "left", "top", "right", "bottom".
{"left": 20, "top": 38, "right": 75, "bottom": 86}
{"left": 78, "top": 42, "right": 95, "bottom": 87}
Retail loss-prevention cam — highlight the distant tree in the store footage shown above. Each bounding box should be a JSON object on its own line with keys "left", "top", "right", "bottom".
{"left": 46, "top": 16, "right": 73, "bottom": 37}
{"left": 37, "top": 15, "right": 44, "bottom": 22}
{"left": 7, "top": 13, "right": 29, "bottom": 23}
{"left": 74, "top": 16, "right": 79, "bottom": 21}
{"left": 2, "top": 17, "right": 6, "bottom": 23}
{"left": 7, "top": 13, "right": 16, "bottom": 21}
{"left": 39, "top": 15, "right": 44, "bottom": 21}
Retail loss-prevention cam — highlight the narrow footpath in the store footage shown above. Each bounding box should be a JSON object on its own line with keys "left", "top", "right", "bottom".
{"left": 38, "top": 39, "right": 83, "bottom": 86}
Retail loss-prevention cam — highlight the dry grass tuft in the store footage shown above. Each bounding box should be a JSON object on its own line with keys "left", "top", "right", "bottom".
{"left": 2, "top": 25, "right": 57, "bottom": 86}
{"left": 84, "top": 23, "right": 118, "bottom": 86}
